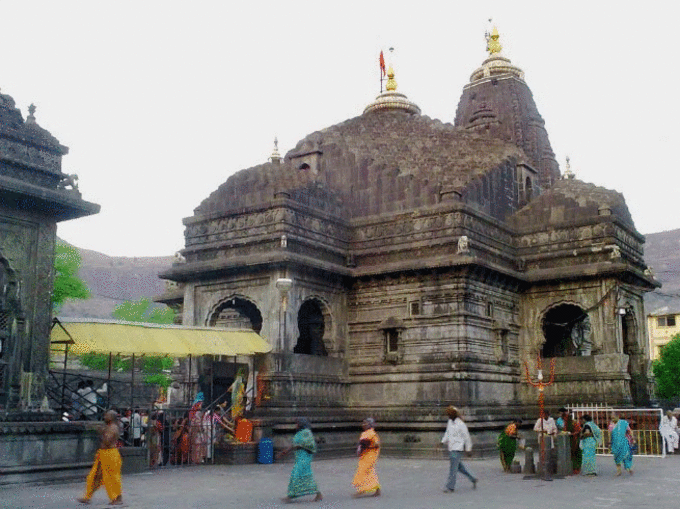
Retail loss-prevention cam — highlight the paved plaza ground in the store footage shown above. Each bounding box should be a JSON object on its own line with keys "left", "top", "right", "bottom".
{"left": 2, "top": 454, "right": 679, "bottom": 509}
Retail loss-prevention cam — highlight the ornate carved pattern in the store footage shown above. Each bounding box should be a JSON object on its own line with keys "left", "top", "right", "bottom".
{"left": 185, "top": 207, "right": 350, "bottom": 249}
{"left": 0, "top": 139, "right": 61, "bottom": 174}
{"left": 266, "top": 377, "right": 349, "bottom": 404}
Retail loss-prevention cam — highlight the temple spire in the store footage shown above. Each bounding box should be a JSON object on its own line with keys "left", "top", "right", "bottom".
{"left": 469, "top": 25, "right": 524, "bottom": 82}
{"left": 363, "top": 47, "right": 420, "bottom": 115}
{"left": 26, "top": 103, "right": 37, "bottom": 124}
{"left": 270, "top": 137, "right": 282, "bottom": 165}
{"left": 563, "top": 156, "right": 575, "bottom": 179}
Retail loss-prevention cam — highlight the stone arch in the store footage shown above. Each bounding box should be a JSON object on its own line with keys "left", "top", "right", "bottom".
{"left": 540, "top": 302, "right": 592, "bottom": 357}
{"left": 207, "top": 295, "right": 263, "bottom": 333}
{"left": 293, "top": 297, "right": 332, "bottom": 356}
{"left": 619, "top": 305, "right": 638, "bottom": 356}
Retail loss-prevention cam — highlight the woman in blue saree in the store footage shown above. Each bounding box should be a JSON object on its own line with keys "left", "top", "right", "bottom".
{"left": 610, "top": 414, "right": 634, "bottom": 476}
{"left": 278, "top": 418, "right": 323, "bottom": 503}
{"left": 579, "top": 414, "right": 602, "bottom": 475}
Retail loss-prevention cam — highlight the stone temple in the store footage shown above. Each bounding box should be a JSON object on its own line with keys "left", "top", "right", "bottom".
{"left": 0, "top": 91, "right": 99, "bottom": 413}
{"left": 163, "top": 30, "right": 658, "bottom": 450}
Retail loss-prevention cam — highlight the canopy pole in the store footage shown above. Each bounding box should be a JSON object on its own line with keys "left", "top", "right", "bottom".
{"left": 131, "top": 353, "right": 135, "bottom": 411}
{"left": 107, "top": 353, "right": 112, "bottom": 410}
{"left": 210, "top": 356, "right": 215, "bottom": 465}
{"left": 210, "top": 356, "right": 214, "bottom": 406}
{"left": 188, "top": 354, "right": 192, "bottom": 405}
{"left": 61, "top": 343, "right": 69, "bottom": 413}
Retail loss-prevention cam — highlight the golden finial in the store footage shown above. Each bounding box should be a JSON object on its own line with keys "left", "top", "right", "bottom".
{"left": 386, "top": 66, "right": 397, "bottom": 91}
{"left": 385, "top": 47, "right": 397, "bottom": 91}
{"left": 486, "top": 26, "right": 502, "bottom": 55}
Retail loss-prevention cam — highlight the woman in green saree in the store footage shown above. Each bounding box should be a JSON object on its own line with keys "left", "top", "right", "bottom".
{"left": 498, "top": 418, "right": 523, "bottom": 472}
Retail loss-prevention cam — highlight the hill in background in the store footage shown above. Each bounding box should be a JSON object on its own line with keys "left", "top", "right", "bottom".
{"left": 58, "top": 228, "right": 680, "bottom": 319}
{"left": 644, "top": 228, "right": 680, "bottom": 314}
{"left": 58, "top": 241, "right": 173, "bottom": 319}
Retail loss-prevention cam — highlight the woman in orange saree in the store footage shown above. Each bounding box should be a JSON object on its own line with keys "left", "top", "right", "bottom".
{"left": 352, "top": 418, "right": 381, "bottom": 497}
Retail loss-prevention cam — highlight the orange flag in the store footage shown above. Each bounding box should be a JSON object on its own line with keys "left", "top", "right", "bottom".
{"left": 379, "top": 50, "right": 386, "bottom": 77}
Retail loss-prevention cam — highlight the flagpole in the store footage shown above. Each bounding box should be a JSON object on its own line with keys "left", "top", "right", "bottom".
{"left": 379, "top": 50, "right": 386, "bottom": 94}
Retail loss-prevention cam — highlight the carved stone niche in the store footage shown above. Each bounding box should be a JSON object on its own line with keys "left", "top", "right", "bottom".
{"left": 288, "top": 139, "right": 323, "bottom": 176}
{"left": 378, "top": 316, "right": 405, "bottom": 365}
{"left": 492, "top": 321, "right": 510, "bottom": 364}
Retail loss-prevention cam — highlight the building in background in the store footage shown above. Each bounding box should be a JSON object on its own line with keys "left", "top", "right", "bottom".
{"left": 648, "top": 306, "right": 680, "bottom": 360}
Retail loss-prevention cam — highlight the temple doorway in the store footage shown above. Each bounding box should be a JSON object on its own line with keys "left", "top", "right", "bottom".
{"left": 209, "top": 297, "right": 262, "bottom": 333}
{"left": 541, "top": 304, "right": 591, "bottom": 357}
{"left": 294, "top": 299, "right": 328, "bottom": 356}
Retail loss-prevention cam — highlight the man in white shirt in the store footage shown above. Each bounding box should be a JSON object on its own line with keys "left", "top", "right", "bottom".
{"left": 660, "top": 410, "right": 679, "bottom": 453}
{"left": 441, "top": 406, "right": 478, "bottom": 493}
{"left": 534, "top": 410, "right": 558, "bottom": 448}
{"left": 131, "top": 410, "right": 143, "bottom": 447}
{"left": 79, "top": 380, "right": 98, "bottom": 420}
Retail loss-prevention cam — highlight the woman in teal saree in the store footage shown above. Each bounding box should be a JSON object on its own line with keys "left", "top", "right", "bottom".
{"left": 279, "top": 418, "right": 323, "bottom": 503}
{"left": 610, "top": 414, "right": 634, "bottom": 476}
{"left": 579, "top": 414, "right": 602, "bottom": 475}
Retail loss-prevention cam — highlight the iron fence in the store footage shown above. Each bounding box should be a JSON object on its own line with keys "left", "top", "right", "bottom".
{"left": 568, "top": 404, "right": 666, "bottom": 457}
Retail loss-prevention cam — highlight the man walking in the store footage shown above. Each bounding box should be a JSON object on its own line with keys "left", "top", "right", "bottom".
{"left": 77, "top": 410, "right": 123, "bottom": 505}
{"left": 441, "top": 406, "right": 478, "bottom": 493}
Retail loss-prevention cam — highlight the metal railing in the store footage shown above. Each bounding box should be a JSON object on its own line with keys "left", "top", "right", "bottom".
{"left": 45, "top": 368, "right": 257, "bottom": 467}
{"left": 568, "top": 404, "right": 666, "bottom": 457}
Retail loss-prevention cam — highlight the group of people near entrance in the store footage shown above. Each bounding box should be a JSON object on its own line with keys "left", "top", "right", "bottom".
{"left": 77, "top": 385, "right": 246, "bottom": 505}
{"left": 278, "top": 405, "right": 477, "bottom": 503}
{"left": 498, "top": 407, "right": 638, "bottom": 477}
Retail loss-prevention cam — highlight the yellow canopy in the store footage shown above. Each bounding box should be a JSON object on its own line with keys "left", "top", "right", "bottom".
{"left": 50, "top": 319, "right": 271, "bottom": 357}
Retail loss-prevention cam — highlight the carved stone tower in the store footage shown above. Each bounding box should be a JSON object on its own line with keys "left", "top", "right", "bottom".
{"left": 454, "top": 27, "right": 560, "bottom": 189}
{"left": 0, "top": 89, "right": 99, "bottom": 414}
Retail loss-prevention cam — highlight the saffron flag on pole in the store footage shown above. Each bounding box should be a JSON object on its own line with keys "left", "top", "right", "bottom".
{"left": 379, "top": 50, "right": 386, "bottom": 77}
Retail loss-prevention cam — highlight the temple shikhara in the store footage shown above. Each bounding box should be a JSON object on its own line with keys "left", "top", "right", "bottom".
{"left": 162, "top": 29, "right": 658, "bottom": 450}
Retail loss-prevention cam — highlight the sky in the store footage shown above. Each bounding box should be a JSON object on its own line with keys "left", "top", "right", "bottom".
{"left": 1, "top": 1, "right": 678, "bottom": 257}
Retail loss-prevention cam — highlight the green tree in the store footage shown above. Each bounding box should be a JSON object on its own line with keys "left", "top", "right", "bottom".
{"left": 112, "top": 297, "right": 175, "bottom": 324}
{"left": 78, "top": 298, "right": 177, "bottom": 388}
{"left": 52, "top": 242, "right": 89, "bottom": 310}
{"left": 652, "top": 334, "right": 680, "bottom": 399}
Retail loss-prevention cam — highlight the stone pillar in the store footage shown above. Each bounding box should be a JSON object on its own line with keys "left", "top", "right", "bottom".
{"left": 523, "top": 446, "right": 535, "bottom": 474}
{"left": 556, "top": 433, "right": 571, "bottom": 476}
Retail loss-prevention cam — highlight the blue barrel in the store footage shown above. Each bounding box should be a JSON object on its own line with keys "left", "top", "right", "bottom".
{"left": 258, "top": 438, "right": 274, "bottom": 464}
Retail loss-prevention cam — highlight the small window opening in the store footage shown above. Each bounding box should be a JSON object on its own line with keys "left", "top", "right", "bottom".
{"left": 525, "top": 177, "right": 533, "bottom": 201}
{"left": 657, "top": 316, "right": 676, "bottom": 327}
{"left": 385, "top": 329, "right": 399, "bottom": 354}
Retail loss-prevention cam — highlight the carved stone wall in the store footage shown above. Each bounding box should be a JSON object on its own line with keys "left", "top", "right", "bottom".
{"left": 0, "top": 210, "right": 56, "bottom": 409}
{"left": 518, "top": 277, "right": 649, "bottom": 405}
{"left": 347, "top": 271, "right": 521, "bottom": 409}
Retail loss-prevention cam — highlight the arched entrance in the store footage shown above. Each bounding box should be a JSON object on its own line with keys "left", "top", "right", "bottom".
{"left": 209, "top": 296, "right": 262, "bottom": 333}
{"left": 541, "top": 304, "right": 591, "bottom": 357}
{"left": 620, "top": 308, "right": 647, "bottom": 404}
{"left": 294, "top": 299, "right": 328, "bottom": 356}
